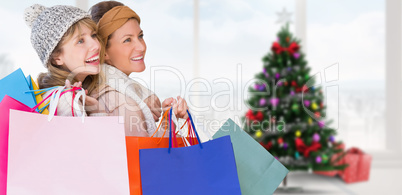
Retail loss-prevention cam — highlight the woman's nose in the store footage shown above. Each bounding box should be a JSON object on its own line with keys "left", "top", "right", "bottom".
{"left": 89, "top": 38, "right": 100, "bottom": 52}
{"left": 134, "top": 40, "right": 146, "bottom": 52}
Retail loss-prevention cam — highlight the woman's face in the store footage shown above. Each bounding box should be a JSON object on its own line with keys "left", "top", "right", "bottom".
{"left": 105, "top": 19, "right": 146, "bottom": 75}
{"left": 54, "top": 25, "right": 101, "bottom": 81}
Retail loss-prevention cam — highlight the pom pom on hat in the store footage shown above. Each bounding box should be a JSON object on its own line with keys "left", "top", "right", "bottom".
{"left": 24, "top": 4, "right": 46, "bottom": 28}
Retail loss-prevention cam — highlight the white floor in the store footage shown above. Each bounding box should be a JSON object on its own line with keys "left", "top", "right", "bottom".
{"left": 274, "top": 168, "right": 402, "bottom": 195}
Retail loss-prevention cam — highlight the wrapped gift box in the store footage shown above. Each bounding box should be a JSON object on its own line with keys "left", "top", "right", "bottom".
{"left": 339, "top": 147, "right": 372, "bottom": 183}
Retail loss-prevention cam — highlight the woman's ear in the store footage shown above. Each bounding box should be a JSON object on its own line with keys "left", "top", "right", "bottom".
{"left": 52, "top": 56, "right": 64, "bottom": 66}
{"left": 104, "top": 52, "right": 110, "bottom": 61}
{"left": 104, "top": 52, "right": 112, "bottom": 64}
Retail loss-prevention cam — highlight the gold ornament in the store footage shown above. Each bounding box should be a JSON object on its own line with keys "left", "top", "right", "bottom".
{"left": 256, "top": 130, "right": 263, "bottom": 138}
{"left": 295, "top": 130, "right": 301, "bottom": 137}
{"left": 308, "top": 118, "right": 313, "bottom": 125}
{"left": 311, "top": 102, "right": 318, "bottom": 110}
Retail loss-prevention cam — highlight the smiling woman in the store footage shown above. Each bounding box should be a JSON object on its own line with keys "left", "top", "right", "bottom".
{"left": 25, "top": 4, "right": 103, "bottom": 116}
{"left": 88, "top": 1, "right": 190, "bottom": 138}
{"left": 104, "top": 19, "right": 146, "bottom": 75}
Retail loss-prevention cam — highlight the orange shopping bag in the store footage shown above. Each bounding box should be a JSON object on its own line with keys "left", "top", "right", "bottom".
{"left": 126, "top": 109, "right": 197, "bottom": 195}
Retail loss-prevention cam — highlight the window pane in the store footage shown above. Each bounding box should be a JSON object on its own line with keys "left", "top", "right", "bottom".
{"left": 307, "top": 0, "right": 385, "bottom": 150}
{"left": 198, "top": 0, "right": 295, "bottom": 131}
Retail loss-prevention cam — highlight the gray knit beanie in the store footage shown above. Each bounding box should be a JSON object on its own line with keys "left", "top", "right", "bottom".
{"left": 24, "top": 4, "right": 90, "bottom": 66}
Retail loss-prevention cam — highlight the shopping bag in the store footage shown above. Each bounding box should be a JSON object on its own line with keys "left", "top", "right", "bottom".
{"left": 139, "top": 109, "right": 241, "bottom": 195}
{"left": 126, "top": 111, "right": 198, "bottom": 195}
{"left": 7, "top": 110, "right": 130, "bottom": 195}
{"left": 213, "top": 118, "right": 289, "bottom": 195}
{"left": 0, "top": 68, "right": 36, "bottom": 108}
{"left": 30, "top": 77, "right": 49, "bottom": 114}
{"left": 26, "top": 75, "right": 33, "bottom": 90}
{"left": 0, "top": 96, "right": 35, "bottom": 195}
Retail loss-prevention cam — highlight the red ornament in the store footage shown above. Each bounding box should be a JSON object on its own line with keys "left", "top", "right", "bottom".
{"left": 255, "top": 111, "right": 264, "bottom": 121}
{"left": 295, "top": 138, "right": 322, "bottom": 157}
{"left": 314, "top": 112, "right": 321, "bottom": 118}
{"left": 271, "top": 42, "right": 300, "bottom": 55}
{"left": 302, "top": 85, "right": 309, "bottom": 92}
{"left": 291, "top": 81, "right": 297, "bottom": 87}
{"left": 284, "top": 81, "right": 288, "bottom": 86}
{"left": 246, "top": 110, "right": 264, "bottom": 121}
{"left": 260, "top": 141, "right": 273, "bottom": 150}
{"left": 320, "top": 102, "right": 324, "bottom": 108}
{"left": 277, "top": 137, "right": 284, "bottom": 145}
{"left": 295, "top": 87, "right": 302, "bottom": 93}
{"left": 246, "top": 110, "right": 254, "bottom": 120}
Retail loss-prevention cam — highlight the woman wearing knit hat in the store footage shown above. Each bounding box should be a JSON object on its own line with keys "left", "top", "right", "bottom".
{"left": 24, "top": 4, "right": 104, "bottom": 116}
{"left": 89, "top": 1, "right": 189, "bottom": 136}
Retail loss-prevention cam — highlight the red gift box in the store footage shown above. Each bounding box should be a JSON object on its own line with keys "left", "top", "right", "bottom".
{"left": 339, "top": 147, "right": 372, "bottom": 183}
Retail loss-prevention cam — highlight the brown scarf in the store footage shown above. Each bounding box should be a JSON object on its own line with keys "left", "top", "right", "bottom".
{"left": 97, "top": 6, "right": 140, "bottom": 45}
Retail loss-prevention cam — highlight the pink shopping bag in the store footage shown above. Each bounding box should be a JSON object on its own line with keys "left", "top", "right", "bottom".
{"left": 0, "top": 95, "right": 35, "bottom": 195}
{"left": 7, "top": 110, "right": 130, "bottom": 195}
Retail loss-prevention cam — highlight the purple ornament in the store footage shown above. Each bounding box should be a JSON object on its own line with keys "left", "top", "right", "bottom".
{"left": 275, "top": 73, "right": 280, "bottom": 79}
{"left": 264, "top": 72, "right": 269, "bottom": 78}
{"left": 278, "top": 81, "right": 283, "bottom": 86}
{"left": 318, "top": 120, "right": 325, "bottom": 128}
{"left": 293, "top": 52, "right": 300, "bottom": 59}
{"left": 283, "top": 143, "right": 288, "bottom": 150}
{"left": 313, "top": 133, "right": 320, "bottom": 142}
{"left": 259, "top": 98, "right": 267, "bottom": 106}
{"left": 254, "top": 84, "right": 259, "bottom": 90}
{"left": 260, "top": 84, "right": 266, "bottom": 91}
{"left": 254, "top": 84, "right": 266, "bottom": 91}
{"left": 316, "top": 156, "right": 322, "bottom": 163}
{"left": 290, "top": 91, "right": 295, "bottom": 96}
{"left": 270, "top": 98, "right": 279, "bottom": 107}
{"left": 304, "top": 100, "right": 310, "bottom": 107}
{"left": 329, "top": 135, "right": 335, "bottom": 142}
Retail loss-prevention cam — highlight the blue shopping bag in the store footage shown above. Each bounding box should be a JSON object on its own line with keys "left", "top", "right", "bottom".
{"left": 139, "top": 109, "right": 241, "bottom": 195}
{"left": 0, "top": 68, "right": 36, "bottom": 108}
{"left": 213, "top": 119, "right": 289, "bottom": 195}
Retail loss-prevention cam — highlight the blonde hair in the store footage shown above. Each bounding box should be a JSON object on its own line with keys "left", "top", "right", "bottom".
{"left": 38, "top": 18, "right": 105, "bottom": 94}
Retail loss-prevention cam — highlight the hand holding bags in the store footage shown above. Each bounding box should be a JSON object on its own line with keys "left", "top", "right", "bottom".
{"left": 7, "top": 110, "right": 130, "bottom": 195}
{"left": 213, "top": 119, "right": 289, "bottom": 195}
{"left": 139, "top": 109, "right": 241, "bottom": 195}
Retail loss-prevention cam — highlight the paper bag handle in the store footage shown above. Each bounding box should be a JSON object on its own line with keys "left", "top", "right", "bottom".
{"left": 168, "top": 109, "right": 203, "bottom": 153}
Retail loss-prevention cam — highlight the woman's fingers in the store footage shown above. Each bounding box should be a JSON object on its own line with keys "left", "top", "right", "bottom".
{"left": 65, "top": 79, "right": 71, "bottom": 88}
{"left": 176, "top": 96, "right": 189, "bottom": 119}
{"left": 162, "top": 97, "right": 174, "bottom": 112}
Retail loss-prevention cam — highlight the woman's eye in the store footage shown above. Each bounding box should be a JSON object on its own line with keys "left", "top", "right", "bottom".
{"left": 91, "top": 33, "right": 97, "bottom": 38}
{"left": 123, "top": 38, "right": 131, "bottom": 43}
{"left": 78, "top": 39, "right": 84, "bottom": 44}
{"left": 139, "top": 34, "right": 144, "bottom": 39}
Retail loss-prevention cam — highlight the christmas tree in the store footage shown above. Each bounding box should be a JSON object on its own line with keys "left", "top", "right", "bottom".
{"left": 243, "top": 24, "right": 345, "bottom": 171}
